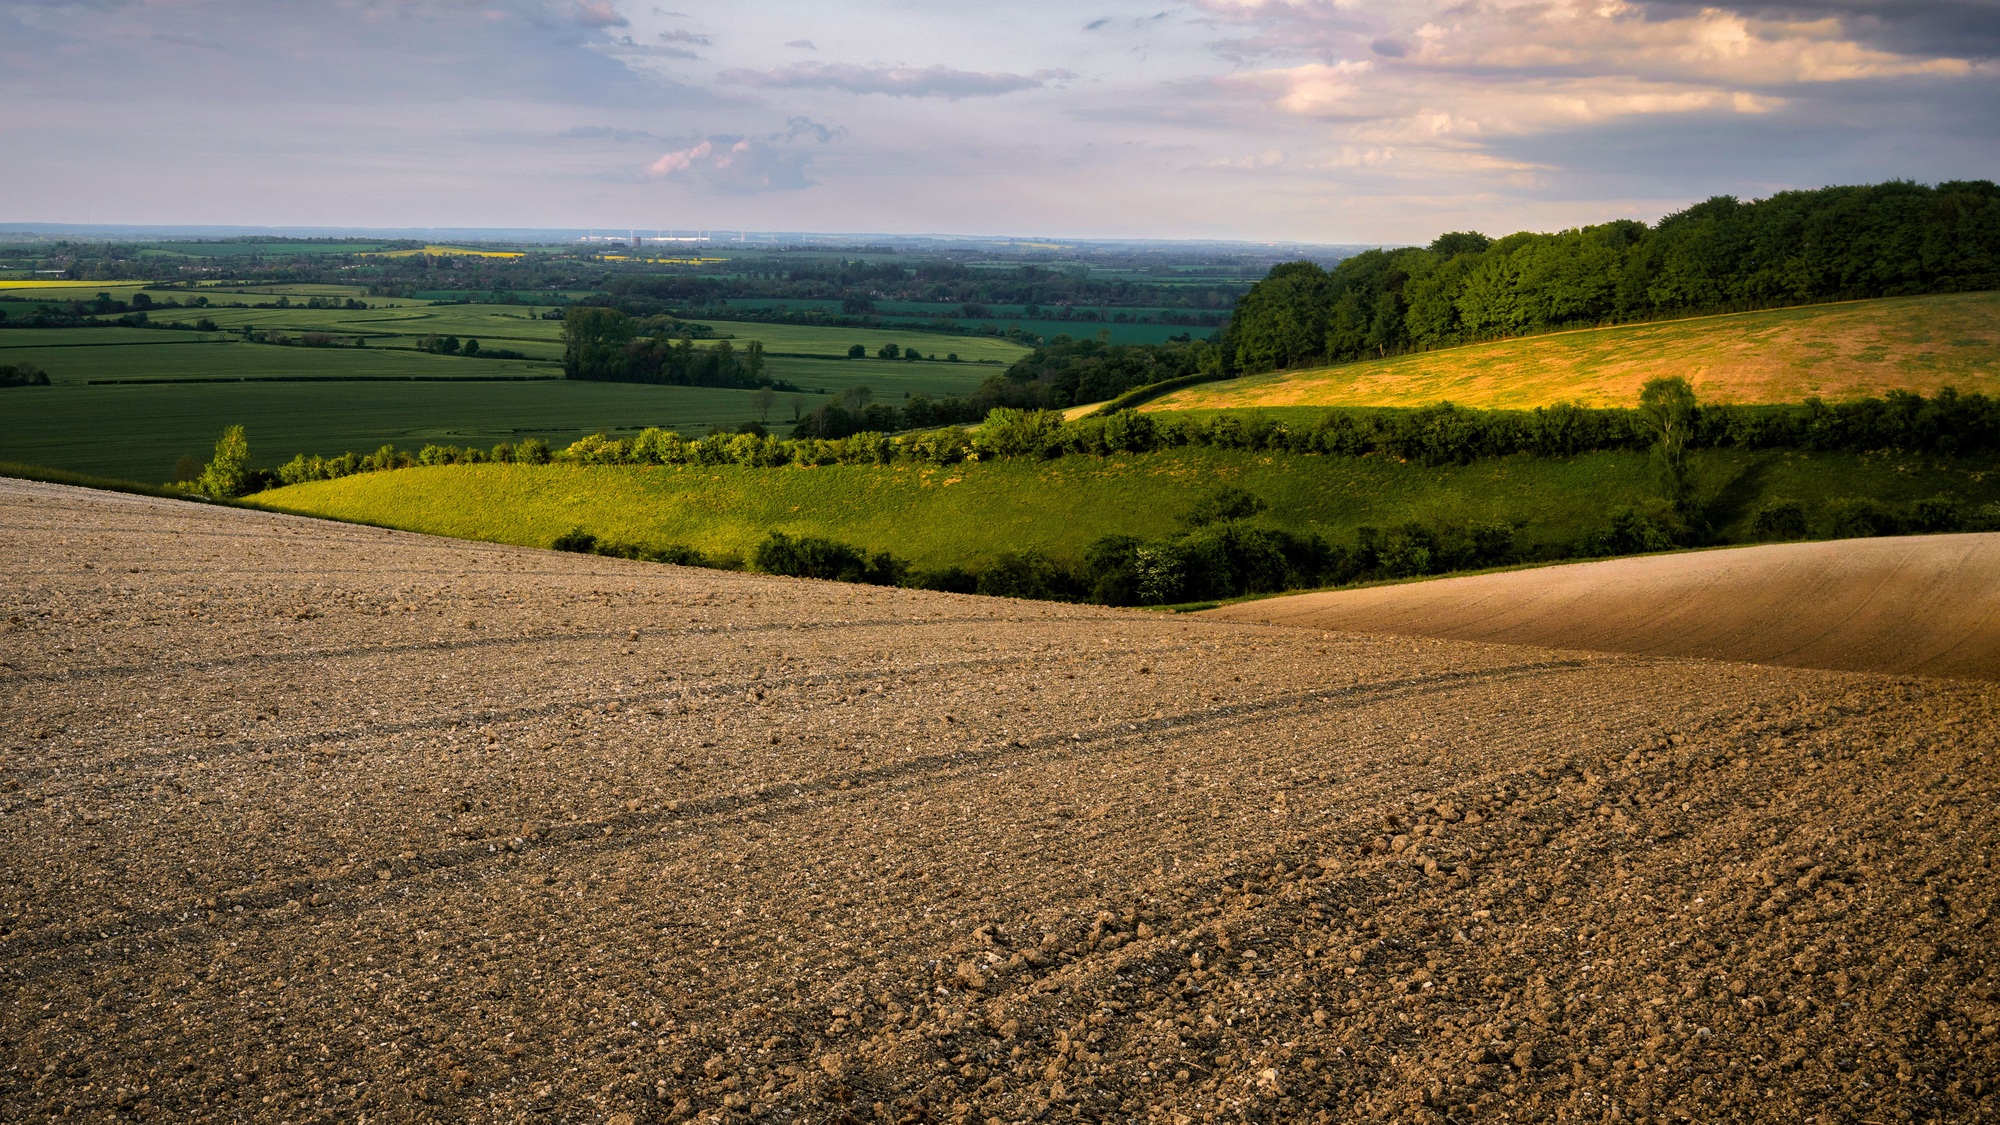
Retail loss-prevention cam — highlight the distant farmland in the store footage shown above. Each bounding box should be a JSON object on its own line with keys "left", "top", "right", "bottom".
{"left": 1151, "top": 292, "right": 2000, "bottom": 411}
{"left": 0, "top": 303, "right": 1025, "bottom": 480}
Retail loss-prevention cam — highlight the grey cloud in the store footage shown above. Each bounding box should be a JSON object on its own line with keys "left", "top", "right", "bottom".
{"left": 720, "top": 62, "right": 1069, "bottom": 99}
{"left": 1085, "top": 11, "right": 1170, "bottom": 33}
{"left": 1637, "top": 0, "right": 2000, "bottom": 60}
{"left": 659, "top": 28, "right": 711, "bottom": 45}
{"left": 1369, "top": 37, "right": 1407, "bottom": 57}
{"left": 786, "top": 39, "right": 816, "bottom": 49}
{"left": 0, "top": 0, "right": 721, "bottom": 109}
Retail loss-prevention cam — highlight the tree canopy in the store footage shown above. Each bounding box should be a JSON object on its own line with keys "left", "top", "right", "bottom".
{"left": 1229, "top": 180, "right": 2000, "bottom": 373}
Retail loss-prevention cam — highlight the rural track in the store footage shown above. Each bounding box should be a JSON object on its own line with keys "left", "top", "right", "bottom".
{"left": 3, "top": 478, "right": 1997, "bottom": 1125}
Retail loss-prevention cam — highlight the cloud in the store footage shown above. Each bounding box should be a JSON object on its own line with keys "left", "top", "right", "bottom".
{"left": 644, "top": 118, "right": 839, "bottom": 193}
{"left": 571, "top": 1, "right": 626, "bottom": 28}
{"left": 1637, "top": 0, "right": 2000, "bottom": 61}
{"left": 1206, "top": 0, "right": 1984, "bottom": 161}
{"left": 786, "top": 39, "right": 816, "bottom": 49}
{"left": 658, "top": 28, "right": 709, "bottom": 45}
{"left": 720, "top": 61, "right": 1072, "bottom": 99}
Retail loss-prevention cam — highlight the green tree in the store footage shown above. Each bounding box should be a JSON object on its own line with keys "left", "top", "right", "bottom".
{"left": 192, "top": 425, "right": 251, "bottom": 498}
{"left": 1638, "top": 376, "right": 1699, "bottom": 507}
{"left": 750, "top": 387, "right": 778, "bottom": 423}
{"left": 846, "top": 343, "right": 866, "bottom": 359}
{"left": 562, "top": 307, "right": 636, "bottom": 379}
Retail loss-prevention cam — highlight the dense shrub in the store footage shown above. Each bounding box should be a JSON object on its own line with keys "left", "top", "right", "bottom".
{"left": 0, "top": 364, "right": 50, "bottom": 387}
{"left": 753, "top": 532, "right": 905, "bottom": 586}
{"left": 1750, "top": 500, "right": 1809, "bottom": 539}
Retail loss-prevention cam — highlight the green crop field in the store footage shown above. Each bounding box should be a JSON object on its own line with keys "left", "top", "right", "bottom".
{"left": 129, "top": 302, "right": 1035, "bottom": 362}
{"left": 251, "top": 447, "right": 2000, "bottom": 572}
{"left": 0, "top": 379, "right": 815, "bottom": 482}
{"left": 1152, "top": 292, "right": 2000, "bottom": 411}
{"left": 0, "top": 327, "right": 231, "bottom": 351}
{"left": 0, "top": 335, "right": 558, "bottom": 383}
{"left": 759, "top": 355, "right": 994, "bottom": 398}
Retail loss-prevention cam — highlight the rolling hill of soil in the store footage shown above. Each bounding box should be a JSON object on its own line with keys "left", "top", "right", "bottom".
{"left": 1149, "top": 291, "right": 2000, "bottom": 411}
{"left": 2, "top": 479, "right": 1996, "bottom": 1124}
{"left": 1205, "top": 534, "right": 2000, "bottom": 682}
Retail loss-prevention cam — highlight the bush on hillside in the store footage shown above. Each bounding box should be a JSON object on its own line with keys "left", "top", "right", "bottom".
{"left": 1751, "top": 500, "right": 1809, "bottom": 540}
{"left": 753, "top": 532, "right": 905, "bottom": 586}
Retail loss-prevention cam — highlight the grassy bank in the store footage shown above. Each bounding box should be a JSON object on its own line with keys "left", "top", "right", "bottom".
{"left": 1152, "top": 291, "right": 2000, "bottom": 411}
{"left": 253, "top": 446, "right": 2000, "bottom": 571}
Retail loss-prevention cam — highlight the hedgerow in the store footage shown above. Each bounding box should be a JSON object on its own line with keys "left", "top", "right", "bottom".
{"left": 269, "top": 387, "right": 2000, "bottom": 489}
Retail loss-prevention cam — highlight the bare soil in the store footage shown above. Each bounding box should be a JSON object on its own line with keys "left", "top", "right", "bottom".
{"left": 2, "top": 479, "right": 1996, "bottom": 1125}
{"left": 1206, "top": 534, "right": 2000, "bottom": 682}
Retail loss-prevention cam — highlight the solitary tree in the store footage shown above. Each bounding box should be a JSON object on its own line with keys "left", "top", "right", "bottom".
{"left": 192, "top": 425, "right": 251, "bottom": 498}
{"left": 1638, "top": 376, "right": 1698, "bottom": 507}
{"left": 846, "top": 343, "right": 866, "bottom": 359}
{"left": 750, "top": 387, "right": 778, "bottom": 423}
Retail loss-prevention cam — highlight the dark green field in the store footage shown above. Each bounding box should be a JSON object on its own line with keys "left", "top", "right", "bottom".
{"left": 3, "top": 380, "right": 796, "bottom": 482}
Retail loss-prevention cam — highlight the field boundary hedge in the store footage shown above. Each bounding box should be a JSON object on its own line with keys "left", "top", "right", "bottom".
{"left": 1089, "top": 370, "right": 1235, "bottom": 416}
{"left": 264, "top": 387, "right": 2000, "bottom": 488}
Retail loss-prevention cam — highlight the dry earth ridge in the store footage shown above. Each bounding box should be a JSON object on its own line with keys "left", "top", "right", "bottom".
{"left": 0, "top": 478, "right": 1995, "bottom": 1125}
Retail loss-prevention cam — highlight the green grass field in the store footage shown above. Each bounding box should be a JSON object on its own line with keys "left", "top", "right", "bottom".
{"left": 252, "top": 447, "right": 2000, "bottom": 571}
{"left": 1151, "top": 292, "right": 2000, "bottom": 411}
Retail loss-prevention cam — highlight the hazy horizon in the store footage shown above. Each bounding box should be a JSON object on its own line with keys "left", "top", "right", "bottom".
{"left": 5, "top": 0, "right": 1996, "bottom": 243}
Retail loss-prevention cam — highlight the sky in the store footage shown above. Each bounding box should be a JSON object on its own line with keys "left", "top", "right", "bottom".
{"left": 3, "top": 0, "right": 1996, "bottom": 242}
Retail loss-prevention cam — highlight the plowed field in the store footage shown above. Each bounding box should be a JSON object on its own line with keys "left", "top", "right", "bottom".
{"left": 1205, "top": 534, "right": 2000, "bottom": 682}
{"left": 2, "top": 479, "right": 1996, "bottom": 1125}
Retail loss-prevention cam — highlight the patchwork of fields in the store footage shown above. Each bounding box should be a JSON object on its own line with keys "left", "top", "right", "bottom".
{"left": 0, "top": 298, "right": 1027, "bottom": 480}
{"left": 1151, "top": 291, "right": 2000, "bottom": 410}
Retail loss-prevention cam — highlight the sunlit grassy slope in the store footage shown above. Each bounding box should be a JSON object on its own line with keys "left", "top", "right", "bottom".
{"left": 254, "top": 448, "right": 2000, "bottom": 570}
{"left": 1151, "top": 292, "right": 2000, "bottom": 411}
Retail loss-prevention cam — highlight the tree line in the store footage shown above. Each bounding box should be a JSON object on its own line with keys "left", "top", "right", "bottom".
{"left": 250, "top": 386, "right": 2000, "bottom": 494}
{"left": 1228, "top": 180, "right": 2000, "bottom": 372}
